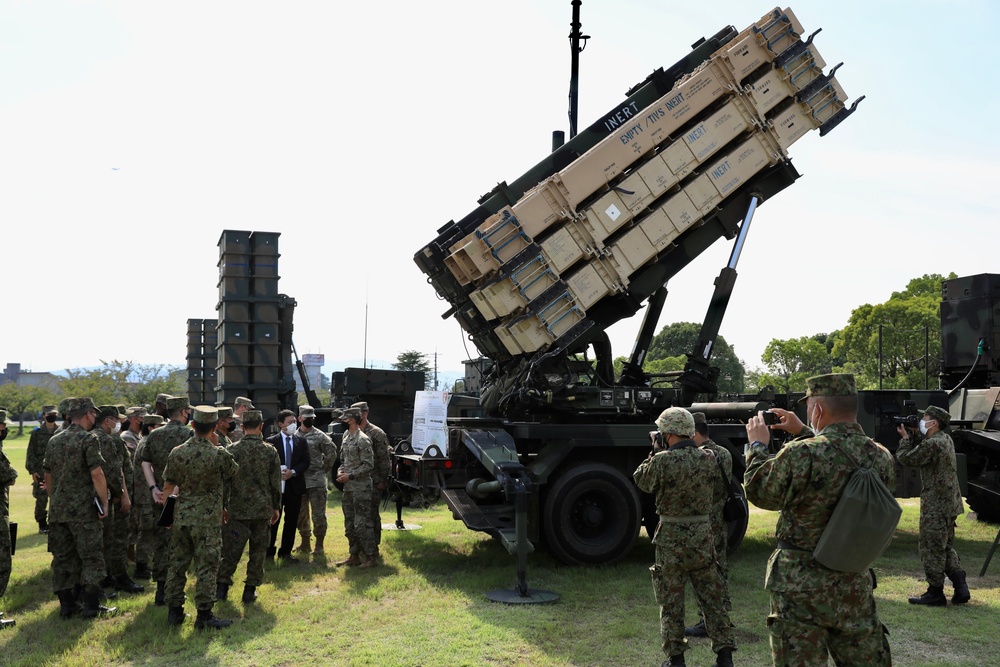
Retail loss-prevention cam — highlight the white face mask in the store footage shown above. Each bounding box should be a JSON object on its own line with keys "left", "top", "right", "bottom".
{"left": 919, "top": 420, "right": 930, "bottom": 436}
{"left": 283, "top": 423, "right": 296, "bottom": 436}
{"left": 809, "top": 404, "right": 823, "bottom": 434}
{"left": 113, "top": 422, "right": 122, "bottom": 433}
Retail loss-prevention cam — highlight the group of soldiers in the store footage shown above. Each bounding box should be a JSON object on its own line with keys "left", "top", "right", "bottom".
{"left": 1, "top": 392, "right": 393, "bottom": 631}
{"left": 636, "top": 373, "right": 969, "bottom": 667}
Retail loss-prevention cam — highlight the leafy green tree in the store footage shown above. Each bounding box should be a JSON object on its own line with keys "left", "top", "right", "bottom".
{"left": 392, "top": 350, "right": 433, "bottom": 388}
{"left": 646, "top": 322, "right": 745, "bottom": 393}
{"left": 0, "top": 383, "right": 56, "bottom": 435}
{"left": 58, "top": 360, "right": 184, "bottom": 408}
{"left": 761, "top": 336, "right": 830, "bottom": 393}
{"left": 833, "top": 273, "right": 954, "bottom": 389}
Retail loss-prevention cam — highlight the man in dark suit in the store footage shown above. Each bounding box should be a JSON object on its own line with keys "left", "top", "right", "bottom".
{"left": 265, "top": 409, "right": 310, "bottom": 563}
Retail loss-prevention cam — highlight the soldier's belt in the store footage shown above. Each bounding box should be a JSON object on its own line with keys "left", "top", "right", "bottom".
{"left": 658, "top": 514, "right": 709, "bottom": 523}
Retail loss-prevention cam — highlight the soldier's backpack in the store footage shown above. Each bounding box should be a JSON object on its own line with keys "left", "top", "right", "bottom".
{"left": 812, "top": 440, "right": 902, "bottom": 573}
{"left": 715, "top": 455, "right": 748, "bottom": 522}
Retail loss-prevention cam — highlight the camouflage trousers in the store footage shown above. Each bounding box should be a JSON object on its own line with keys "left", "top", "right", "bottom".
{"left": 918, "top": 511, "right": 963, "bottom": 587}
{"left": 48, "top": 520, "right": 106, "bottom": 592}
{"left": 32, "top": 479, "right": 48, "bottom": 525}
{"left": 218, "top": 518, "right": 271, "bottom": 587}
{"left": 150, "top": 520, "right": 173, "bottom": 583}
{"left": 651, "top": 542, "right": 734, "bottom": 657}
{"left": 371, "top": 486, "right": 384, "bottom": 547}
{"left": 342, "top": 481, "right": 375, "bottom": 558}
{"left": 0, "top": 516, "right": 10, "bottom": 597}
{"left": 166, "top": 523, "right": 223, "bottom": 611}
{"left": 765, "top": 550, "right": 890, "bottom": 667}
{"left": 111, "top": 504, "right": 131, "bottom": 575}
{"left": 133, "top": 500, "right": 158, "bottom": 565}
{"left": 296, "top": 487, "right": 329, "bottom": 539}
{"left": 710, "top": 513, "right": 731, "bottom": 611}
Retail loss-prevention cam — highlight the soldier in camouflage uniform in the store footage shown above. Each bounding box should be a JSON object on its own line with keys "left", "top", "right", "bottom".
{"left": 896, "top": 404, "right": 969, "bottom": 605}
{"left": 26, "top": 404, "right": 60, "bottom": 534}
{"left": 162, "top": 406, "right": 239, "bottom": 629}
{"left": 53, "top": 398, "right": 72, "bottom": 436}
{"left": 120, "top": 407, "right": 146, "bottom": 452}
{"left": 335, "top": 408, "right": 377, "bottom": 569}
{"left": 229, "top": 396, "right": 254, "bottom": 443}
{"left": 42, "top": 397, "right": 117, "bottom": 619}
{"left": 745, "top": 374, "right": 893, "bottom": 667}
{"left": 353, "top": 401, "right": 391, "bottom": 559}
{"left": 294, "top": 405, "right": 337, "bottom": 555}
{"left": 132, "top": 413, "right": 164, "bottom": 581}
{"left": 93, "top": 406, "right": 143, "bottom": 594}
{"left": 140, "top": 396, "right": 193, "bottom": 605}
{"left": 217, "top": 409, "right": 281, "bottom": 603}
{"left": 684, "top": 412, "right": 734, "bottom": 639}
{"left": 634, "top": 407, "right": 735, "bottom": 667}
{"left": 0, "top": 411, "right": 17, "bottom": 629}
{"left": 121, "top": 407, "right": 146, "bottom": 563}
{"left": 214, "top": 407, "right": 235, "bottom": 447}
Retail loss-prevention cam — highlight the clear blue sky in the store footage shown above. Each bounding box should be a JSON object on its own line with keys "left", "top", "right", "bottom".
{"left": 2, "top": 1, "right": 998, "bottom": 384}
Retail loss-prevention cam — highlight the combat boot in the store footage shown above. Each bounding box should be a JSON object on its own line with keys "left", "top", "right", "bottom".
{"left": 115, "top": 574, "right": 145, "bottom": 594}
{"left": 296, "top": 534, "right": 311, "bottom": 554}
{"left": 359, "top": 555, "right": 378, "bottom": 569}
{"left": 38, "top": 521, "right": 49, "bottom": 535}
{"left": 949, "top": 570, "right": 971, "bottom": 604}
{"left": 79, "top": 587, "right": 118, "bottom": 619}
{"left": 134, "top": 561, "right": 152, "bottom": 581}
{"left": 712, "top": 647, "right": 734, "bottom": 667}
{"left": 685, "top": 619, "right": 708, "bottom": 637}
{"left": 661, "top": 654, "right": 685, "bottom": 667}
{"left": 99, "top": 574, "right": 115, "bottom": 590}
{"left": 154, "top": 580, "right": 166, "bottom": 606}
{"left": 241, "top": 586, "right": 257, "bottom": 604}
{"left": 194, "top": 609, "right": 232, "bottom": 630}
{"left": 908, "top": 585, "right": 947, "bottom": 606}
{"left": 0, "top": 611, "right": 14, "bottom": 629}
{"left": 336, "top": 555, "right": 361, "bottom": 567}
{"left": 313, "top": 535, "right": 325, "bottom": 554}
{"left": 216, "top": 583, "right": 229, "bottom": 601}
{"left": 56, "top": 589, "right": 78, "bottom": 620}
{"left": 166, "top": 606, "right": 186, "bottom": 626}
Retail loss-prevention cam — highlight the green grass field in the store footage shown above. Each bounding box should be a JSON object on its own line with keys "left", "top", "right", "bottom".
{"left": 1, "top": 430, "right": 998, "bottom": 666}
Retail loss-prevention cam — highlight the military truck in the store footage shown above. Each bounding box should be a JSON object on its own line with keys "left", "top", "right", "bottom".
{"left": 392, "top": 7, "right": 866, "bottom": 568}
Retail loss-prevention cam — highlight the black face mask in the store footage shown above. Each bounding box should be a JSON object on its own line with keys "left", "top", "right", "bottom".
{"left": 0, "top": 430, "right": 6, "bottom": 442}
{"left": 226, "top": 421, "right": 237, "bottom": 433}
{"left": 46, "top": 415, "right": 58, "bottom": 424}
{"left": 303, "top": 418, "right": 315, "bottom": 428}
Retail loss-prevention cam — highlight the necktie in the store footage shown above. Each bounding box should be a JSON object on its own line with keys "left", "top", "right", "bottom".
{"left": 285, "top": 435, "right": 292, "bottom": 467}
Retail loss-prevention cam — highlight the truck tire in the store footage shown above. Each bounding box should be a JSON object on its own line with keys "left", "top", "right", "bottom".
{"left": 725, "top": 481, "right": 749, "bottom": 554}
{"left": 542, "top": 462, "right": 642, "bottom": 566}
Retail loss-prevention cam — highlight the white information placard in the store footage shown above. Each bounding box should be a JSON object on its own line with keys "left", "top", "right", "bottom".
{"left": 410, "top": 390, "right": 450, "bottom": 456}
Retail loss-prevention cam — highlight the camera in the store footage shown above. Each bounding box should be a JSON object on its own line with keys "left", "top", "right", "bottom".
{"left": 650, "top": 430, "right": 665, "bottom": 451}
{"left": 892, "top": 414, "right": 920, "bottom": 427}
{"left": 762, "top": 411, "right": 780, "bottom": 426}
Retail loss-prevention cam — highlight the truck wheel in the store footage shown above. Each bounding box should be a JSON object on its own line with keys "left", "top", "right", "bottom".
{"left": 542, "top": 462, "right": 642, "bottom": 565}
{"left": 725, "top": 481, "right": 749, "bottom": 555}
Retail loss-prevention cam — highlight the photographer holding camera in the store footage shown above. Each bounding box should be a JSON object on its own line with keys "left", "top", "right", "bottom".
{"left": 634, "top": 407, "right": 736, "bottom": 667}
{"left": 896, "top": 405, "right": 969, "bottom": 606}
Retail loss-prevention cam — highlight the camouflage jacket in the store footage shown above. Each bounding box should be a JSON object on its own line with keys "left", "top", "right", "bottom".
{"left": 338, "top": 428, "right": 374, "bottom": 483}
{"left": 140, "top": 421, "right": 193, "bottom": 488}
{"left": 0, "top": 449, "right": 17, "bottom": 518}
{"left": 115, "top": 433, "right": 135, "bottom": 500}
{"left": 226, "top": 434, "right": 282, "bottom": 520}
{"left": 745, "top": 422, "right": 895, "bottom": 550}
{"left": 215, "top": 428, "right": 232, "bottom": 448}
{"left": 163, "top": 435, "right": 239, "bottom": 527}
{"left": 700, "top": 438, "right": 732, "bottom": 524}
{"left": 120, "top": 428, "right": 141, "bottom": 451}
{"left": 43, "top": 424, "right": 106, "bottom": 523}
{"left": 363, "top": 421, "right": 391, "bottom": 485}
{"left": 26, "top": 423, "right": 58, "bottom": 474}
{"left": 634, "top": 440, "right": 718, "bottom": 566}
{"left": 230, "top": 417, "right": 244, "bottom": 443}
{"left": 93, "top": 429, "right": 124, "bottom": 501}
{"left": 296, "top": 426, "right": 337, "bottom": 489}
{"left": 132, "top": 440, "right": 150, "bottom": 508}
{"left": 897, "top": 430, "right": 964, "bottom": 517}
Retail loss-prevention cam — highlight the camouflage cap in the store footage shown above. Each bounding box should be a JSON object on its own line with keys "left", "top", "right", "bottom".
{"left": 242, "top": 409, "right": 263, "bottom": 423}
{"left": 142, "top": 414, "right": 165, "bottom": 426}
{"left": 216, "top": 406, "right": 233, "bottom": 419}
{"left": 191, "top": 405, "right": 219, "bottom": 424}
{"left": 155, "top": 393, "right": 172, "bottom": 405}
{"left": 234, "top": 396, "right": 255, "bottom": 409}
{"left": 919, "top": 405, "right": 951, "bottom": 427}
{"left": 654, "top": 407, "right": 695, "bottom": 437}
{"left": 798, "top": 373, "right": 857, "bottom": 403}
{"left": 330, "top": 408, "right": 344, "bottom": 420}
{"left": 96, "top": 405, "right": 120, "bottom": 421}
{"left": 116, "top": 405, "right": 128, "bottom": 419}
{"left": 41, "top": 404, "right": 59, "bottom": 415}
{"left": 0, "top": 410, "right": 8, "bottom": 423}
{"left": 350, "top": 401, "right": 369, "bottom": 412}
{"left": 166, "top": 396, "right": 191, "bottom": 411}
{"left": 340, "top": 407, "right": 362, "bottom": 422}
{"left": 691, "top": 411, "right": 707, "bottom": 426}
{"left": 299, "top": 405, "right": 316, "bottom": 418}
{"left": 126, "top": 406, "right": 147, "bottom": 418}
{"left": 67, "top": 397, "right": 98, "bottom": 413}
{"left": 58, "top": 398, "right": 73, "bottom": 416}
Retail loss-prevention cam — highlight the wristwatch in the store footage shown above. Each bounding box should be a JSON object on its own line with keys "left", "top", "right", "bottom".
{"left": 348, "top": 473, "right": 355, "bottom": 481}
{"left": 149, "top": 484, "right": 157, "bottom": 491}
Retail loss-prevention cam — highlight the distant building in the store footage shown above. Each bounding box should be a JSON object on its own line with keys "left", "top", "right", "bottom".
{"left": 1, "top": 362, "right": 61, "bottom": 392}
{"left": 295, "top": 353, "right": 325, "bottom": 392}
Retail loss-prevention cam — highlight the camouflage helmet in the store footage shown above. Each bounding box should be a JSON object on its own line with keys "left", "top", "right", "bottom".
{"left": 654, "top": 407, "right": 695, "bottom": 437}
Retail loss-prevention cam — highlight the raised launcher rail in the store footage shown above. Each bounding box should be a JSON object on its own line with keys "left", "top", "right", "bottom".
{"left": 415, "top": 6, "right": 862, "bottom": 380}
